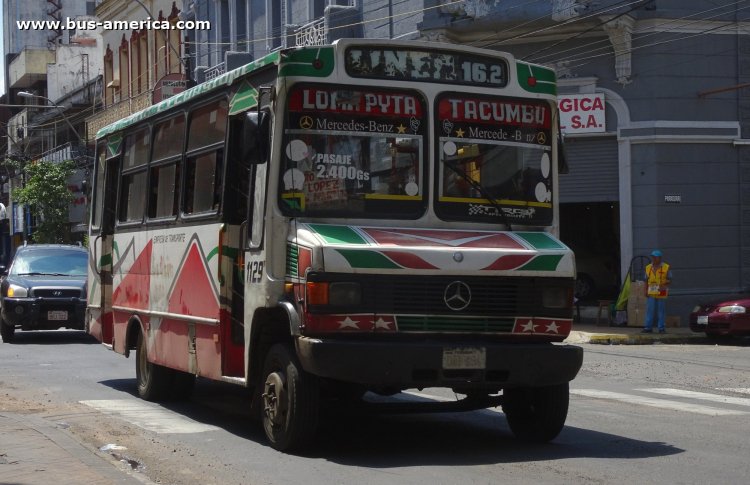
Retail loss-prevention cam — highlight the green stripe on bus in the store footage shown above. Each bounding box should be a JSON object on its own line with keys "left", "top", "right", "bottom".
{"left": 309, "top": 225, "right": 367, "bottom": 245}
{"left": 516, "top": 62, "right": 556, "bottom": 95}
{"left": 279, "top": 47, "right": 335, "bottom": 77}
{"left": 229, "top": 81, "right": 259, "bottom": 115}
{"left": 518, "top": 254, "right": 563, "bottom": 271}
{"left": 286, "top": 244, "right": 298, "bottom": 276}
{"left": 335, "top": 249, "right": 401, "bottom": 269}
{"left": 515, "top": 232, "right": 565, "bottom": 250}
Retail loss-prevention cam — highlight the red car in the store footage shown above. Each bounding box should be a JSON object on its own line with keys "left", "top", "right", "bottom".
{"left": 690, "top": 297, "right": 750, "bottom": 337}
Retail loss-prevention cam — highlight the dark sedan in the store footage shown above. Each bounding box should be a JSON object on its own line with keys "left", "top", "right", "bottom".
{"left": 0, "top": 244, "right": 88, "bottom": 343}
{"left": 690, "top": 297, "right": 750, "bottom": 338}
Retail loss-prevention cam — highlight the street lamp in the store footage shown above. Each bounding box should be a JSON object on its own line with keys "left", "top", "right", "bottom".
{"left": 17, "top": 91, "right": 84, "bottom": 144}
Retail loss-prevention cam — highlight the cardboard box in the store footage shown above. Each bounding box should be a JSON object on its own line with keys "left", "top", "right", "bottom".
{"left": 666, "top": 315, "right": 681, "bottom": 328}
{"left": 627, "top": 281, "right": 647, "bottom": 326}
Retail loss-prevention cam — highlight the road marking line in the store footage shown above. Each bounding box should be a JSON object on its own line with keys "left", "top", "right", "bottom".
{"left": 80, "top": 399, "right": 219, "bottom": 434}
{"left": 640, "top": 388, "right": 750, "bottom": 407}
{"left": 571, "top": 389, "right": 749, "bottom": 416}
{"left": 718, "top": 388, "right": 750, "bottom": 395}
{"left": 402, "top": 391, "right": 504, "bottom": 413}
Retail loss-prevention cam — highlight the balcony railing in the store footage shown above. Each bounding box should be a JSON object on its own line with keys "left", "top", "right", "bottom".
{"left": 86, "top": 91, "right": 151, "bottom": 140}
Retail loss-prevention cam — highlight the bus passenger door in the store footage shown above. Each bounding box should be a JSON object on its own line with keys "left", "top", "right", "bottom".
{"left": 88, "top": 144, "right": 120, "bottom": 345}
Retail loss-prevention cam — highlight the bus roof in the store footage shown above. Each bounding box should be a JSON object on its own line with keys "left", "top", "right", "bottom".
{"left": 96, "top": 40, "right": 556, "bottom": 140}
{"left": 95, "top": 49, "right": 283, "bottom": 139}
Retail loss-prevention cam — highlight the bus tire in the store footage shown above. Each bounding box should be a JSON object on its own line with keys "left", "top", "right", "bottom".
{"left": 261, "top": 343, "right": 320, "bottom": 452}
{"left": 503, "top": 383, "right": 569, "bottom": 443}
{"left": 135, "top": 330, "right": 173, "bottom": 401}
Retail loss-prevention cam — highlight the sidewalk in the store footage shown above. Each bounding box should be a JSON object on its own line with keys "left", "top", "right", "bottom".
{"left": 0, "top": 412, "right": 148, "bottom": 485}
{"left": 566, "top": 322, "right": 704, "bottom": 345}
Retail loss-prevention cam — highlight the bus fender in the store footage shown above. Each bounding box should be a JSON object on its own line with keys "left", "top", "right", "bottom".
{"left": 123, "top": 316, "right": 143, "bottom": 358}
{"left": 277, "top": 301, "right": 301, "bottom": 336}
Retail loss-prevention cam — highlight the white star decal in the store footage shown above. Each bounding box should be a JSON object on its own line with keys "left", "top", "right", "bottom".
{"left": 545, "top": 321, "right": 560, "bottom": 333}
{"left": 520, "top": 320, "right": 536, "bottom": 333}
{"left": 338, "top": 317, "right": 360, "bottom": 329}
{"left": 373, "top": 317, "right": 392, "bottom": 330}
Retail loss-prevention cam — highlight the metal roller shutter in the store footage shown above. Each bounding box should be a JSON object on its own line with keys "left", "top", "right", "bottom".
{"left": 558, "top": 137, "right": 619, "bottom": 203}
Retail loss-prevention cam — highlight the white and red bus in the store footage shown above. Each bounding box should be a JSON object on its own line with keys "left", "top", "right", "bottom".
{"left": 87, "top": 39, "right": 582, "bottom": 451}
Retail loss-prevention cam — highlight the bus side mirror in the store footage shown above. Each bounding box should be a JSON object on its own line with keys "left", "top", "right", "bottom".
{"left": 242, "top": 111, "right": 269, "bottom": 165}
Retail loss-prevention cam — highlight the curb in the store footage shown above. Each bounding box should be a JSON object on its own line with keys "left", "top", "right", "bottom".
{"left": 585, "top": 333, "right": 705, "bottom": 345}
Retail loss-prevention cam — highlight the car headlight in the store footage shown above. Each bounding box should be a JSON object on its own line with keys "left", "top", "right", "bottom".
{"left": 542, "top": 287, "right": 572, "bottom": 309}
{"left": 692, "top": 305, "right": 701, "bottom": 313}
{"left": 7, "top": 284, "right": 28, "bottom": 298}
{"left": 717, "top": 305, "right": 746, "bottom": 314}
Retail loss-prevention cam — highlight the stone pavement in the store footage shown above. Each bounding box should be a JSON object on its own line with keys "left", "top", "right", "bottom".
{"left": 0, "top": 323, "right": 703, "bottom": 485}
{"left": 0, "top": 412, "right": 147, "bottom": 485}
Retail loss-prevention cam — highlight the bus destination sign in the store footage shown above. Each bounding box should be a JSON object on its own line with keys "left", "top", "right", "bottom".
{"left": 345, "top": 47, "right": 508, "bottom": 88}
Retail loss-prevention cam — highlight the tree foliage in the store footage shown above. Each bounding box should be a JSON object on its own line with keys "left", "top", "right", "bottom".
{"left": 10, "top": 159, "right": 76, "bottom": 243}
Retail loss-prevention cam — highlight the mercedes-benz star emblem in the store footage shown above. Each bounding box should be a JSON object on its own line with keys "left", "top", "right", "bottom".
{"left": 444, "top": 281, "right": 471, "bottom": 311}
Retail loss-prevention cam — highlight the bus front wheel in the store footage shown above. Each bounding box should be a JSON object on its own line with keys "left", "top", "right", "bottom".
{"left": 261, "top": 343, "right": 320, "bottom": 452}
{"left": 502, "top": 383, "right": 569, "bottom": 443}
{"left": 135, "top": 330, "right": 173, "bottom": 401}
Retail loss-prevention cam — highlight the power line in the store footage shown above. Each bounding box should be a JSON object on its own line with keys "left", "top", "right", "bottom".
{"left": 531, "top": 0, "right": 750, "bottom": 65}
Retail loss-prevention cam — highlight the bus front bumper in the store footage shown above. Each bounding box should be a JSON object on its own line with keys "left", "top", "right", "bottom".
{"left": 296, "top": 337, "right": 583, "bottom": 389}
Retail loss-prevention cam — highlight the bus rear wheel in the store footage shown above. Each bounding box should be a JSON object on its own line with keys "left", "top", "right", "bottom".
{"left": 502, "top": 383, "right": 569, "bottom": 443}
{"left": 135, "top": 330, "right": 174, "bottom": 401}
{"left": 261, "top": 343, "right": 320, "bottom": 452}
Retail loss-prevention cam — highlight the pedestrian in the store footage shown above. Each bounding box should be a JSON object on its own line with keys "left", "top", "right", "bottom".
{"left": 642, "top": 249, "right": 672, "bottom": 333}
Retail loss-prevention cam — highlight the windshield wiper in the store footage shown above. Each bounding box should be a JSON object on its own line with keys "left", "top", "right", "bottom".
{"left": 16, "top": 272, "right": 70, "bottom": 276}
{"left": 441, "top": 160, "right": 513, "bottom": 231}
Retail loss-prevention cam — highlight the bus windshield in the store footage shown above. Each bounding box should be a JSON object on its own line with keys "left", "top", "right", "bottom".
{"left": 279, "top": 84, "right": 427, "bottom": 219}
{"left": 435, "top": 93, "right": 554, "bottom": 226}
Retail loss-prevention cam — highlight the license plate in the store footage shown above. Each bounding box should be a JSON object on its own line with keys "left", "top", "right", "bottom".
{"left": 442, "top": 347, "right": 486, "bottom": 370}
{"left": 48, "top": 311, "right": 68, "bottom": 321}
{"left": 696, "top": 315, "right": 708, "bottom": 325}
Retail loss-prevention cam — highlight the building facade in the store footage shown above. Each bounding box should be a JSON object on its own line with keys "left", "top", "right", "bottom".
{"left": 77, "top": 0, "right": 750, "bottom": 322}
{"left": 3, "top": 0, "right": 101, "bottom": 247}
{"left": 419, "top": 0, "right": 750, "bottom": 321}
{"left": 86, "top": 0, "right": 185, "bottom": 140}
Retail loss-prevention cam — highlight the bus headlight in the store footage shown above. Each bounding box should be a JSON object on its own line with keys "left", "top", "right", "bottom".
{"left": 7, "top": 284, "right": 28, "bottom": 298}
{"left": 329, "top": 282, "right": 362, "bottom": 306}
{"left": 542, "top": 287, "right": 571, "bottom": 309}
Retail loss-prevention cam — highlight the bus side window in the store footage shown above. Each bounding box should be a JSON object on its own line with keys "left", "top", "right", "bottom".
{"left": 148, "top": 115, "right": 184, "bottom": 219}
{"left": 91, "top": 143, "right": 107, "bottom": 232}
{"left": 118, "top": 128, "right": 149, "bottom": 224}
{"left": 183, "top": 100, "right": 228, "bottom": 216}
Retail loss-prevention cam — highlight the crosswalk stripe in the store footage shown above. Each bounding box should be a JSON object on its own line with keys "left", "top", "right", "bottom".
{"left": 640, "top": 388, "right": 750, "bottom": 407}
{"left": 571, "top": 389, "right": 749, "bottom": 416}
{"left": 80, "top": 399, "right": 219, "bottom": 434}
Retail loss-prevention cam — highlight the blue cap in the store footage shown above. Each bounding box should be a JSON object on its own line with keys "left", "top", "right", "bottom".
{"left": 651, "top": 249, "right": 663, "bottom": 257}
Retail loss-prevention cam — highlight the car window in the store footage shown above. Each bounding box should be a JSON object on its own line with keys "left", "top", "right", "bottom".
{"left": 10, "top": 249, "right": 88, "bottom": 277}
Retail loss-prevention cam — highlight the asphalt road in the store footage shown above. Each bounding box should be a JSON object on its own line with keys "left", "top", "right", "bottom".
{"left": 1, "top": 330, "right": 749, "bottom": 485}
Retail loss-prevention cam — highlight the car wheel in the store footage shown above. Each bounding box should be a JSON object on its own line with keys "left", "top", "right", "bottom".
{"left": 261, "top": 343, "right": 320, "bottom": 452}
{"left": 0, "top": 319, "right": 15, "bottom": 343}
{"left": 135, "top": 330, "right": 174, "bottom": 401}
{"left": 503, "top": 383, "right": 570, "bottom": 443}
{"left": 575, "top": 273, "right": 596, "bottom": 300}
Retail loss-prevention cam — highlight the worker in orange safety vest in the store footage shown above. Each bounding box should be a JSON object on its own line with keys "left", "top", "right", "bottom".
{"left": 642, "top": 249, "right": 672, "bottom": 333}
